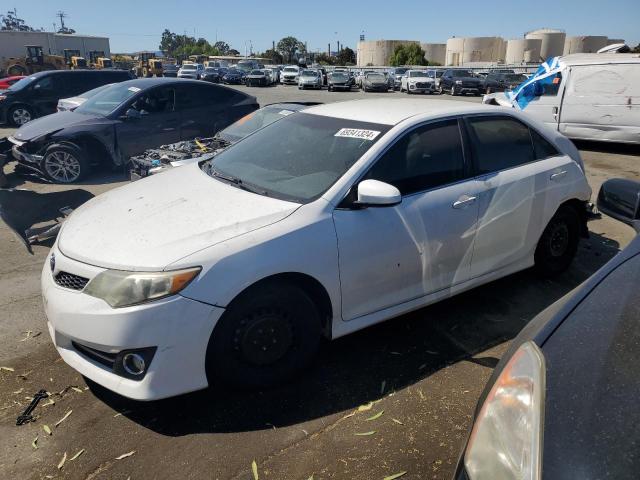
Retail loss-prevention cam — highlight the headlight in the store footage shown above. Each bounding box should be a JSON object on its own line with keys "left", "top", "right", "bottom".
{"left": 464, "top": 341, "right": 545, "bottom": 480}
{"left": 84, "top": 267, "right": 201, "bottom": 308}
{"left": 0, "top": 95, "right": 6, "bottom": 101}
{"left": 455, "top": 80, "right": 463, "bottom": 85}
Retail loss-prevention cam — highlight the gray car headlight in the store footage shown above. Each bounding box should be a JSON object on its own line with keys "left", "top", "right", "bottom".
{"left": 84, "top": 267, "right": 201, "bottom": 308}
{"left": 464, "top": 341, "right": 545, "bottom": 480}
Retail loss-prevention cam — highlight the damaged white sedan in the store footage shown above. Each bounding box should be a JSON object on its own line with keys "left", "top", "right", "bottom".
{"left": 43, "top": 99, "right": 591, "bottom": 400}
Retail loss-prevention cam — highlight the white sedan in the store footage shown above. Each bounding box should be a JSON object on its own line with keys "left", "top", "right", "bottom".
{"left": 400, "top": 70, "right": 436, "bottom": 94}
{"left": 42, "top": 99, "right": 591, "bottom": 400}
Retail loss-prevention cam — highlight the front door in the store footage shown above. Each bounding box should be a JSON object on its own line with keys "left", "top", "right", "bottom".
{"left": 518, "top": 69, "right": 567, "bottom": 130}
{"left": 115, "top": 85, "right": 181, "bottom": 158}
{"left": 333, "top": 119, "right": 480, "bottom": 321}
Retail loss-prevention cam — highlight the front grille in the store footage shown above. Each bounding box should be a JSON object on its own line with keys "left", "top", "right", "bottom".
{"left": 416, "top": 82, "right": 429, "bottom": 88}
{"left": 72, "top": 342, "right": 116, "bottom": 369}
{"left": 54, "top": 271, "right": 89, "bottom": 291}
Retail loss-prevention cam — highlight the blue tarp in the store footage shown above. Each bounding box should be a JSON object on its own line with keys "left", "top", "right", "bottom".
{"left": 506, "top": 57, "right": 563, "bottom": 109}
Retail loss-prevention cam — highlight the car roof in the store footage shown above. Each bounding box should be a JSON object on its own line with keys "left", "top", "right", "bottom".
{"left": 560, "top": 53, "right": 640, "bottom": 66}
{"left": 116, "top": 77, "right": 203, "bottom": 87}
{"left": 304, "top": 98, "right": 490, "bottom": 125}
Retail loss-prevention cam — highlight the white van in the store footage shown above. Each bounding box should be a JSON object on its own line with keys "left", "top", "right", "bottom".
{"left": 484, "top": 54, "right": 640, "bottom": 144}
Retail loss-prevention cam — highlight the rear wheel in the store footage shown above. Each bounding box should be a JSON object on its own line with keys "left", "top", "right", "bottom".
{"left": 534, "top": 205, "right": 580, "bottom": 277}
{"left": 7, "top": 64, "right": 27, "bottom": 76}
{"left": 206, "top": 281, "right": 322, "bottom": 389}
{"left": 40, "top": 143, "right": 90, "bottom": 184}
{"left": 8, "top": 105, "right": 34, "bottom": 126}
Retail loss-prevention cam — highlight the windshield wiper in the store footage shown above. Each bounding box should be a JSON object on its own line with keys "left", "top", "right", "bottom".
{"left": 209, "top": 167, "right": 269, "bottom": 196}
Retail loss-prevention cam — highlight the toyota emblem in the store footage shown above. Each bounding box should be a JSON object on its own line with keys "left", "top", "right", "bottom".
{"left": 50, "top": 253, "right": 56, "bottom": 272}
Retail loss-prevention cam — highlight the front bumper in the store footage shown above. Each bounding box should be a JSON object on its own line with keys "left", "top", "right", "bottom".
{"left": 453, "top": 85, "right": 481, "bottom": 94}
{"left": 42, "top": 246, "right": 224, "bottom": 400}
{"left": 364, "top": 84, "right": 388, "bottom": 91}
{"left": 408, "top": 82, "right": 436, "bottom": 93}
{"left": 281, "top": 76, "right": 298, "bottom": 84}
{"left": 223, "top": 77, "right": 243, "bottom": 84}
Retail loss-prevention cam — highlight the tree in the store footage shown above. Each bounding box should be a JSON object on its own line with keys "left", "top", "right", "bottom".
{"left": 389, "top": 43, "right": 427, "bottom": 66}
{"left": 261, "top": 48, "right": 283, "bottom": 64}
{"left": 277, "top": 36, "right": 304, "bottom": 63}
{"left": 631, "top": 43, "right": 640, "bottom": 53}
{"left": 337, "top": 47, "right": 356, "bottom": 65}
{"left": 1, "top": 8, "right": 40, "bottom": 31}
{"left": 315, "top": 53, "right": 334, "bottom": 65}
{"left": 228, "top": 48, "right": 240, "bottom": 56}
{"left": 214, "top": 41, "right": 230, "bottom": 55}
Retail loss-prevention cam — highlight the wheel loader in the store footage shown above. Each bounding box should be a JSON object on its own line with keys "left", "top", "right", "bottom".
{"left": 133, "top": 52, "right": 163, "bottom": 78}
{"left": 2, "top": 46, "right": 66, "bottom": 76}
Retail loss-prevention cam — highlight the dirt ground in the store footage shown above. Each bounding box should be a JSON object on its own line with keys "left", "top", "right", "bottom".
{"left": 0, "top": 90, "right": 638, "bottom": 479}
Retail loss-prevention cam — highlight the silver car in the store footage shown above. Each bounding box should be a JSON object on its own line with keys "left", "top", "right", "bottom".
{"left": 298, "top": 69, "right": 322, "bottom": 90}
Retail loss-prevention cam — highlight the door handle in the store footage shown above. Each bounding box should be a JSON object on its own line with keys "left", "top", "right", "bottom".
{"left": 550, "top": 170, "right": 567, "bottom": 181}
{"left": 552, "top": 106, "right": 559, "bottom": 120}
{"left": 452, "top": 195, "right": 477, "bottom": 209}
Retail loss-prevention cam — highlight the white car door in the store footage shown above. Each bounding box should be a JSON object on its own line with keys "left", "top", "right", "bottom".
{"left": 464, "top": 114, "right": 577, "bottom": 278}
{"left": 333, "top": 119, "right": 481, "bottom": 321}
{"left": 518, "top": 69, "right": 567, "bottom": 130}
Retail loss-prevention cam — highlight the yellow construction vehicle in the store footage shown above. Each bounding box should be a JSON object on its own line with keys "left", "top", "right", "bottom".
{"left": 62, "top": 49, "right": 88, "bottom": 69}
{"left": 2, "top": 45, "right": 66, "bottom": 76}
{"left": 88, "top": 51, "right": 113, "bottom": 69}
{"left": 133, "top": 52, "right": 163, "bottom": 77}
{"left": 188, "top": 54, "right": 208, "bottom": 65}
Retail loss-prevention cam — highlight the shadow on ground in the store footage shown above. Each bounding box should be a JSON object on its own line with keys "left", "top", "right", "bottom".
{"left": 88, "top": 231, "right": 619, "bottom": 436}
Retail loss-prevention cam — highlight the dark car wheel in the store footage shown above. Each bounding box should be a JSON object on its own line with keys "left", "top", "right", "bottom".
{"left": 40, "top": 143, "right": 90, "bottom": 184}
{"left": 206, "top": 281, "right": 322, "bottom": 389}
{"left": 534, "top": 205, "right": 580, "bottom": 277}
{"left": 486, "top": 86, "right": 492, "bottom": 94}
{"left": 8, "top": 105, "right": 34, "bottom": 126}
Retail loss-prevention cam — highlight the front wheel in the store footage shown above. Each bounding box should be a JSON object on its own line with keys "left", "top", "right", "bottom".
{"left": 534, "top": 205, "right": 580, "bottom": 277}
{"left": 206, "top": 282, "right": 322, "bottom": 389}
{"left": 8, "top": 105, "right": 34, "bottom": 126}
{"left": 40, "top": 143, "right": 90, "bottom": 184}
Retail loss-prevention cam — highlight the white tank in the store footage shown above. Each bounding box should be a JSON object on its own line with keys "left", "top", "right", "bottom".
{"left": 420, "top": 43, "right": 446, "bottom": 65}
{"left": 445, "top": 37, "right": 505, "bottom": 66}
{"left": 356, "top": 40, "right": 419, "bottom": 66}
{"left": 505, "top": 38, "right": 542, "bottom": 64}
{"left": 564, "top": 36, "right": 609, "bottom": 54}
{"left": 525, "top": 28, "right": 566, "bottom": 60}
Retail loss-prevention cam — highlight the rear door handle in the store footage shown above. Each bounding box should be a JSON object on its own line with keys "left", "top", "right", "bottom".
{"left": 452, "top": 195, "right": 477, "bottom": 209}
{"left": 550, "top": 170, "right": 567, "bottom": 181}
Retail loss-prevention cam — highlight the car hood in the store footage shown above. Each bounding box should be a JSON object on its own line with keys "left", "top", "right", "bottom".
{"left": 58, "top": 163, "right": 301, "bottom": 270}
{"left": 482, "top": 92, "right": 513, "bottom": 106}
{"left": 408, "top": 76, "right": 433, "bottom": 81}
{"left": 13, "top": 111, "right": 104, "bottom": 141}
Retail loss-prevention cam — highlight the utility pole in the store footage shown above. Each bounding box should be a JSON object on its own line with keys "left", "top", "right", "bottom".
{"left": 56, "top": 11, "right": 66, "bottom": 32}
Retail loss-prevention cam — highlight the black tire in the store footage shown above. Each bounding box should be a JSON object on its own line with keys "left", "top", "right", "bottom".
{"left": 39, "top": 143, "right": 90, "bottom": 184}
{"left": 7, "top": 64, "right": 27, "bottom": 76}
{"left": 206, "top": 281, "right": 322, "bottom": 389}
{"left": 534, "top": 205, "right": 580, "bottom": 277}
{"left": 8, "top": 105, "right": 35, "bottom": 126}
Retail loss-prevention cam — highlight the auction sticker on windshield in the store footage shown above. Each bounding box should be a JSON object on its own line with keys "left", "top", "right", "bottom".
{"left": 334, "top": 128, "right": 381, "bottom": 141}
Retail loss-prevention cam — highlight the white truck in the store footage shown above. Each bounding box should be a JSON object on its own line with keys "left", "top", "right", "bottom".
{"left": 484, "top": 53, "right": 640, "bottom": 144}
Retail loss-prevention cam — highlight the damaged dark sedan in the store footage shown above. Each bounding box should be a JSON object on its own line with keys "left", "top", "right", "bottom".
{"left": 2, "top": 78, "right": 258, "bottom": 183}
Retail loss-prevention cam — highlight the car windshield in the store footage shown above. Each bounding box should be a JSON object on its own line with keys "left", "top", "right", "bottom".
{"left": 75, "top": 82, "right": 140, "bottom": 116}
{"left": 204, "top": 68, "right": 217, "bottom": 73}
{"left": 250, "top": 70, "right": 264, "bottom": 75}
{"left": 506, "top": 74, "right": 528, "bottom": 82}
{"left": 395, "top": 68, "right": 409, "bottom": 75}
{"left": 78, "top": 83, "right": 113, "bottom": 99}
{"left": 366, "top": 73, "right": 385, "bottom": 80}
{"left": 7, "top": 75, "right": 37, "bottom": 91}
{"left": 451, "top": 70, "right": 473, "bottom": 77}
{"left": 219, "top": 105, "right": 302, "bottom": 143}
{"left": 283, "top": 67, "right": 298, "bottom": 72}
{"left": 302, "top": 70, "right": 317, "bottom": 77}
{"left": 182, "top": 64, "right": 197, "bottom": 70}
{"left": 205, "top": 113, "right": 390, "bottom": 203}
{"left": 408, "top": 71, "right": 426, "bottom": 77}
{"left": 330, "top": 72, "right": 347, "bottom": 80}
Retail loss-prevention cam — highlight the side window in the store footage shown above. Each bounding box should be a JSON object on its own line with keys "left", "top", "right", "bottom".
{"left": 33, "top": 75, "right": 54, "bottom": 91}
{"left": 531, "top": 129, "right": 559, "bottom": 159}
{"left": 541, "top": 72, "right": 562, "bottom": 96}
{"left": 365, "top": 119, "right": 466, "bottom": 195}
{"left": 176, "top": 84, "right": 227, "bottom": 109}
{"left": 131, "top": 86, "right": 175, "bottom": 114}
{"left": 466, "top": 116, "right": 535, "bottom": 173}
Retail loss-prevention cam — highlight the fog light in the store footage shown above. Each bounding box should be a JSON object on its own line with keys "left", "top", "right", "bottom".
{"left": 122, "top": 353, "right": 146, "bottom": 376}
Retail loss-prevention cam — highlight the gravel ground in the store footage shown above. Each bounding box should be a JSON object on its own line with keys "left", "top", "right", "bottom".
{"left": 0, "top": 86, "right": 638, "bottom": 480}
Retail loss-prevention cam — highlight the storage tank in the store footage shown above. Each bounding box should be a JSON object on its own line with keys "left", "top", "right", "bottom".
{"left": 421, "top": 43, "right": 446, "bottom": 65}
{"left": 445, "top": 37, "right": 505, "bottom": 66}
{"left": 524, "top": 28, "right": 566, "bottom": 60}
{"left": 505, "top": 38, "right": 542, "bottom": 64}
{"left": 356, "top": 39, "right": 419, "bottom": 66}
{"left": 564, "top": 36, "right": 609, "bottom": 54}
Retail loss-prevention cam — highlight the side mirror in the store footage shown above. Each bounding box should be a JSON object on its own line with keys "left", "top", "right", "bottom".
{"left": 597, "top": 178, "right": 640, "bottom": 231}
{"left": 356, "top": 179, "right": 401, "bottom": 207}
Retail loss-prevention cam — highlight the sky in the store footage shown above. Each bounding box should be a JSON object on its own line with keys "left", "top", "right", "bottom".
{"left": 7, "top": 0, "right": 640, "bottom": 54}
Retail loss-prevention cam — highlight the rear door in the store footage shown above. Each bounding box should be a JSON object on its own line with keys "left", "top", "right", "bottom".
{"left": 115, "top": 85, "right": 180, "bottom": 158}
{"left": 464, "top": 114, "right": 574, "bottom": 278}
{"left": 28, "top": 74, "right": 59, "bottom": 115}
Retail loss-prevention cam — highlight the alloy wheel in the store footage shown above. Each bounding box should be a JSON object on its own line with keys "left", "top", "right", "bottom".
{"left": 44, "top": 151, "right": 81, "bottom": 183}
{"left": 12, "top": 108, "right": 32, "bottom": 125}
